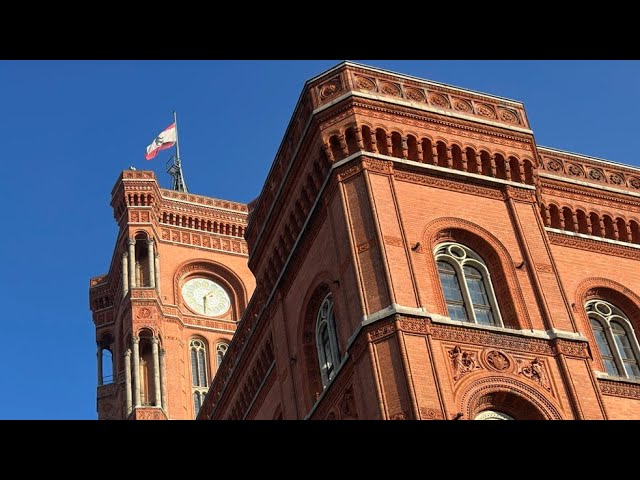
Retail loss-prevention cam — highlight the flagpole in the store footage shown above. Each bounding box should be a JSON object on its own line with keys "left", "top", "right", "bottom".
{"left": 168, "top": 110, "right": 188, "bottom": 193}
{"left": 173, "top": 111, "right": 181, "bottom": 167}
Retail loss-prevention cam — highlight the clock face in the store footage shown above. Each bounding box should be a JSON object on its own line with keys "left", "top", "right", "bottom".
{"left": 181, "top": 278, "right": 231, "bottom": 317}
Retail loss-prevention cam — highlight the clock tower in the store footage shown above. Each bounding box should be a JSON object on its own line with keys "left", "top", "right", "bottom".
{"left": 89, "top": 169, "right": 254, "bottom": 420}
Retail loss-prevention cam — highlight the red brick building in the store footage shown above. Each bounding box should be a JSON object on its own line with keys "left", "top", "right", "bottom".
{"left": 92, "top": 62, "right": 640, "bottom": 420}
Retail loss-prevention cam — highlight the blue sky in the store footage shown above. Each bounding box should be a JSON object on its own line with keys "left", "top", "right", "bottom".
{"left": 1, "top": 60, "right": 638, "bottom": 420}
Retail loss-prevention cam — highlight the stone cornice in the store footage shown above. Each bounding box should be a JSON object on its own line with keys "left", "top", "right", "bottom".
{"left": 547, "top": 230, "right": 640, "bottom": 260}
{"left": 539, "top": 149, "right": 640, "bottom": 195}
{"left": 540, "top": 177, "right": 640, "bottom": 213}
{"left": 308, "top": 63, "right": 530, "bottom": 131}
{"left": 159, "top": 189, "right": 248, "bottom": 214}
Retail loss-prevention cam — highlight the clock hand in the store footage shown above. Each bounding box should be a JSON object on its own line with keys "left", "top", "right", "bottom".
{"left": 203, "top": 295, "right": 207, "bottom": 314}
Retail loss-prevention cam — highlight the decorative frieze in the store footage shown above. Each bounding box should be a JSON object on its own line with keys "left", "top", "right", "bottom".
{"left": 343, "top": 66, "right": 528, "bottom": 130}
{"left": 431, "top": 324, "right": 554, "bottom": 355}
{"left": 159, "top": 227, "right": 248, "bottom": 255}
{"left": 540, "top": 149, "right": 640, "bottom": 194}
{"left": 599, "top": 378, "right": 640, "bottom": 399}
{"left": 394, "top": 170, "right": 504, "bottom": 200}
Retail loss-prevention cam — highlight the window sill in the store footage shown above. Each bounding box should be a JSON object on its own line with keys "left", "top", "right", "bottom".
{"left": 595, "top": 371, "right": 640, "bottom": 386}
{"left": 597, "top": 374, "right": 640, "bottom": 400}
{"left": 430, "top": 313, "right": 588, "bottom": 343}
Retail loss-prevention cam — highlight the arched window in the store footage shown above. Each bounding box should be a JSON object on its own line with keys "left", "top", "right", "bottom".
{"left": 216, "top": 342, "right": 228, "bottom": 369}
{"left": 586, "top": 300, "right": 640, "bottom": 380}
{"left": 102, "top": 349, "right": 113, "bottom": 385}
{"left": 474, "top": 410, "right": 514, "bottom": 420}
{"left": 190, "top": 339, "right": 209, "bottom": 416}
{"left": 316, "top": 293, "right": 340, "bottom": 388}
{"left": 435, "top": 243, "right": 502, "bottom": 327}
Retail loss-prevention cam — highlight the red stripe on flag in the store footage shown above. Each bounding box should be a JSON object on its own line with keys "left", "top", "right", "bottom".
{"left": 145, "top": 141, "right": 175, "bottom": 160}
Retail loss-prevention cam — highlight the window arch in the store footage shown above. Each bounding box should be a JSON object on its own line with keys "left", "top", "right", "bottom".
{"left": 435, "top": 242, "right": 502, "bottom": 327}
{"left": 216, "top": 342, "right": 229, "bottom": 369}
{"left": 316, "top": 293, "right": 340, "bottom": 388}
{"left": 586, "top": 300, "right": 640, "bottom": 380}
{"left": 190, "top": 338, "right": 209, "bottom": 417}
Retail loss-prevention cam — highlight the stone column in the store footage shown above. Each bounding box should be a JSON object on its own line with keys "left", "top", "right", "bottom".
{"left": 572, "top": 212, "right": 579, "bottom": 233}
{"left": 460, "top": 150, "right": 468, "bottom": 172}
{"left": 124, "top": 349, "right": 132, "bottom": 415}
{"left": 541, "top": 206, "right": 549, "bottom": 227}
{"left": 369, "top": 130, "right": 378, "bottom": 154}
{"left": 474, "top": 151, "right": 482, "bottom": 174}
{"left": 445, "top": 147, "right": 453, "bottom": 168}
{"left": 132, "top": 336, "right": 141, "bottom": 407}
{"left": 159, "top": 348, "right": 168, "bottom": 412}
{"left": 416, "top": 140, "right": 423, "bottom": 162}
{"left": 127, "top": 238, "right": 136, "bottom": 288}
{"left": 322, "top": 143, "right": 334, "bottom": 163}
{"left": 517, "top": 160, "right": 526, "bottom": 183}
{"left": 154, "top": 253, "right": 161, "bottom": 293}
{"left": 431, "top": 143, "right": 439, "bottom": 165}
{"left": 147, "top": 239, "right": 155, "bottom": 288}
{"left": 152, "top": 337, "right": 162, "bottom": 407}
{"left": 503, "top": 157, "right": 512, "bottom": 181}
{"left": 338, "top": 134, "right": 348, "bottom": 158}
{"left": 354, "top": 127, "right": 364, "bottom": 150}
{"left": 599, "top": 217, "right": 606, "bottom": 238}
{"left": 97, "top": 345, "right": 103, "bottom": 387}
{"left": 122, "top": 252, "right": 129, "bottom": 297}
{"left": 625, "top": 222, "right": 633, "bottom": 243}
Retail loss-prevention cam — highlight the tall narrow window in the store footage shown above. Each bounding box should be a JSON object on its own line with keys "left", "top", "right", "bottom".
{"left": 101, "top": 348, "right": 113, "bottom": 385}
{"left": 190, "top": 339, "right": 209, "bottom": 416}
{"left": 316, "top": 293, "right": 340, "bottom": 388}
{"left": 435, "top": 243, "right": 502, "bottom": 327}
{"left": 216, "top": 343, "right": 228, "bottom": 369}
{"left": 586, "top": 300, "right": 640, "bottom": 380}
